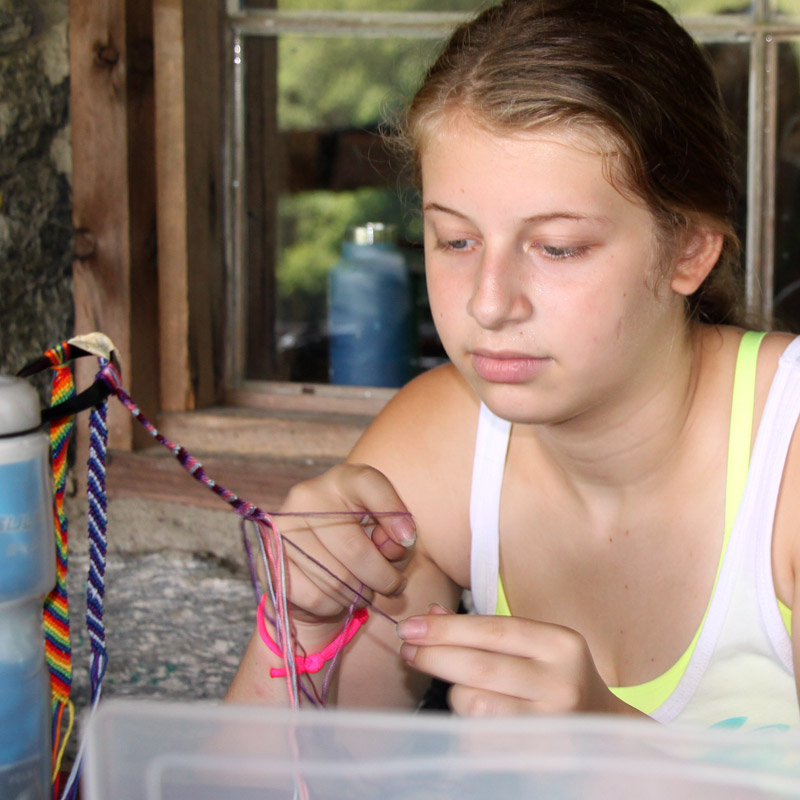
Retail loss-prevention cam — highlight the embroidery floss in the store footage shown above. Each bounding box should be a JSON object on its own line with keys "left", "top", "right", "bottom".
{"left": 94, "top": 359, "right": 406, "bottom": 699}
{"left": 19, "top": 336, "right": 413, "bottom": 800}
{"left": 40, "top": 343, "right": 77, "bottom": 797}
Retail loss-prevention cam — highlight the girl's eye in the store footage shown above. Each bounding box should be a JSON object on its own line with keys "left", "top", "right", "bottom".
{"left": 537, "top": 244, "right": 589, "bottom": 260}
{"left": 437, "top": 238, "right": 477, "bottom": 252}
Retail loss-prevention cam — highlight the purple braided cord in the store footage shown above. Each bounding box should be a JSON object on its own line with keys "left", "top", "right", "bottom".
{"left": 86, "top": 397, "right": 109, "bottom": 702}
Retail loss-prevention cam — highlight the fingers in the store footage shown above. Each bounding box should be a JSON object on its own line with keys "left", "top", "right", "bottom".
{"left": 371, "top": 518, "right": 415, "bottom": 564}
{"left": 287, "top": 463, "right": 416, "bottom": 558}
{"left": 400, "top": 641, "right": 555, "bottom": 708}
{"left": 397, "top": 611, "right": 576, "bottom": 659}
{"left": 446, "top": 682, "right": 603, "bottom": 716}
{"left": 270, "top": 464, "right": 415, "bottom": 621}
{"left": 333, "top": 463, "right": 417, "bottom": 557}
{"left": 396, "top": 613, "right": 604, "bottom": 715}
{"left": 287, "top": 513, "right": 408, "bottom": 599}
{"left": 448, "top": 684, "right": 534, "bottom": 716}
{"left": 280, "top": 555, "right": 373, "bottom": 621}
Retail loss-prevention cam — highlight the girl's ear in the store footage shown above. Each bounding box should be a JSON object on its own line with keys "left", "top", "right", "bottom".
{"left": 670, "top": 229, "right": 724, "bottom": 296}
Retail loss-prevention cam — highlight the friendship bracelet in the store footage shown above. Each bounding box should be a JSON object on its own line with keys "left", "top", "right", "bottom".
{"left": 257, "top": 594, "right": 369, "bottom": 677}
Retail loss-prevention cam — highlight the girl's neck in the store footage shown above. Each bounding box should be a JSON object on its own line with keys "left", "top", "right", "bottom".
{"left": 531, "top": 322, "right": 705, "bottom": 496}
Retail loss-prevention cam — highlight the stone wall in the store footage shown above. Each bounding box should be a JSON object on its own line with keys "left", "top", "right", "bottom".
{"left": 0, "top": 0, "right": 72, "bottom": 384}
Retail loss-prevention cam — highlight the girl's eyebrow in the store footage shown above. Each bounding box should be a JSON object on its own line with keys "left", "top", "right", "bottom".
{"left": 422, "top": 202, "right": 471, "bottom": 219}
{"left": 423, "top": 202, "right": 609, "bottom": 226}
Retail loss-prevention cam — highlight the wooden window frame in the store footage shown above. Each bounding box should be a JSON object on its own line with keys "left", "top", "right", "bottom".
{"left": 70, "top": 1, "right": 397, "bottom": 480}
{"left": 70, "top": 2, "right": 797, "bottom": 487}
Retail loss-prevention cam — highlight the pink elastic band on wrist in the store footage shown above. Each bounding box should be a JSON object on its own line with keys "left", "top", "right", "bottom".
{"left": 257, "top": 594, "right": 369, "bottom": 677}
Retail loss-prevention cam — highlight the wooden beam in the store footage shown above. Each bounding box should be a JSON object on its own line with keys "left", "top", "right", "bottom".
{"left": 183, "top": 0, "right": 226, "bottom": 408}
{"left": 70, "top": 0, "right": 160, "bottom": 450}
{"left": 242, "top": 7, "right": 280, "bottom": 381}
{"left": 153, "top": 0, "right": 191, "bottom": 411}
{"left": 154, "top": 0, "right": 225, "bottom": 412}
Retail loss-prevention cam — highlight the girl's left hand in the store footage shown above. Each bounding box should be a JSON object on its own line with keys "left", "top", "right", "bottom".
{"left": 396, "top": 607, "right": 641, "bottom": 717}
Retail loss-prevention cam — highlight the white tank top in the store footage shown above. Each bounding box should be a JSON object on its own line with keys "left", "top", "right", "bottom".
{"left": 469, "top": 336, "right": 800, "bottom": 729}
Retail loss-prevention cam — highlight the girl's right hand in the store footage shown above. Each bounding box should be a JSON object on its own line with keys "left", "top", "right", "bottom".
{"left": 265, "top": 462, "right": 416, "bottom": 628}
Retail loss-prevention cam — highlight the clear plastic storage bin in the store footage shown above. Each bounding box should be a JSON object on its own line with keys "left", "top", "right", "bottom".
{"left": 83, "top": 699, "right": 800, "bottom": 799}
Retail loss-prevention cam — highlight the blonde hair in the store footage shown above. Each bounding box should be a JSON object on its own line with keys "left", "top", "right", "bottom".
{"left": 395, "top": 0, "right": 745, "bottom": 326}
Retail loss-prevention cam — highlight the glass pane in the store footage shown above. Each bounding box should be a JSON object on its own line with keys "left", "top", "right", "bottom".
{"left": 236, "top": 22, "right": 755, "bottom": 389}
{"left": 241, "top": 34, "right": 446, "bottom": 385}
{"left": 773, "top": 41, "right": 800, "bottom": 332}
{"left": 772, "top": 1, "right": 800, "bottom": 17}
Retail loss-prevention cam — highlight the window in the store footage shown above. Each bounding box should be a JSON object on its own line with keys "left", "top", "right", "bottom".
{"left": 222, "top": 0, "right": 800, "bottom": 408}
{"left": 224, "top": 2, "right": 475, "bottom": 408}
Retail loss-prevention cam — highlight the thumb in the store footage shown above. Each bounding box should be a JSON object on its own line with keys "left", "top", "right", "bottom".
{"left": 372, "top": 513, "right": 416, "bottom": 563}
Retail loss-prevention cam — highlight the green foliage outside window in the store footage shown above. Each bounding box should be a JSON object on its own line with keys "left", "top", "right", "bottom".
{"left": 270, "top": 0, "right": 761, "bottom": 321}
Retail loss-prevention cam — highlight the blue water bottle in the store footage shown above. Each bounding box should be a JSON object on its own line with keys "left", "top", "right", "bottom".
{"left": 0, "top": 376, "right": 54, "bottom": 799}
{"left": 328, "top": 223, "right": 413, "bottom": 387}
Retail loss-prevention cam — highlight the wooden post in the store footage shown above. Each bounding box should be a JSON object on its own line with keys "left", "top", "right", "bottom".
{"left": 243, "top": 0, "right": 279, "bottom": 381}
{"left": 70, "top": 0, "right": 160, "bottom": 450}
{"left": 153, "top": 0, "right": 225, "bottom": 412}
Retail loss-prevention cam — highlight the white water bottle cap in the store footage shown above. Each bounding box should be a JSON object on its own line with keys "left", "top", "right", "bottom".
{"left": 0, "top": 376, "right": 42, "bottom": 436}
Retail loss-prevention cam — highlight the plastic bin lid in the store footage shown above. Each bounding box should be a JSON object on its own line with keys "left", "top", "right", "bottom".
{"left": 83, "top": 700, "right": 800, "bottom": 800}
{"left": 0, "top": 376, "right": 42, "bottom": 436}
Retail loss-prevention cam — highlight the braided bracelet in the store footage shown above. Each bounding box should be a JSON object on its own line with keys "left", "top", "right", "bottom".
{"left": 257, "top": 594, "right": 369, "bottom": 677}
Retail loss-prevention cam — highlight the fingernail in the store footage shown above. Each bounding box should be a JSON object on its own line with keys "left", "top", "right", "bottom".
{"left": 396, "top": 618, "right": 427, "bottom": 640}
{"left": 391, "top": 516, "right": 416, "bottom": 547}
{"left": 428, "top": 603, "right": 452, "bottom": 615}
{"left": 400, "top": 644, "right": 418, "bottom": 662}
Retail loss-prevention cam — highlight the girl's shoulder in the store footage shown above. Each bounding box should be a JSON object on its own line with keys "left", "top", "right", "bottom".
{"left": 742, "top": 328, "right": 798, "bottom": 413}
{"left": 754, "top": 329, "right": 798, "bottom": 374}
{"left": 349, "top": 364, "right": 480, "bottom": 581}
{"left": 698, "top": 325, "right": 797, "bottom": 397}
{"left": 354, "top": 362, "right": 480, "bottom": 455}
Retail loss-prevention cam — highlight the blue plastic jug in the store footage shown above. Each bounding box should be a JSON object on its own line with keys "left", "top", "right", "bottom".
{"left": 0, "top": 376, "right": 53, "bottom": 799}
{"left": 328, "top": 223, "right": 413, "bottom": 388}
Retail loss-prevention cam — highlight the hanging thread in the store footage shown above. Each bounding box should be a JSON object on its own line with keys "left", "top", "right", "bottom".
{"left": 93, "top": 359, "right": 405, "bottom": 709}
{"left": 95, "top": 360, "right": 403, "bottom": 625}
{"left": 85, "top": 393, "right": 109, "bottom": 703}
{"left": 58, "top": 372, "right": 110, "bottom": 800}
{"left": 41, "top": 343, "right": 77, "bottom": 795}
{"left": 22, "top": 337, "right": 412, "bottom": 798}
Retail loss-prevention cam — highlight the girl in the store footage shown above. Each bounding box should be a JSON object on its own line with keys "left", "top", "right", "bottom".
{"left": 227, "top": 0, "right": 800, "bottom": 729}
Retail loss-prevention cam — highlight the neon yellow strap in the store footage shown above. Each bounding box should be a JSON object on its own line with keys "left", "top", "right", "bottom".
{"left": 725, "top": 331, "right": 766, "bottom": 539}
{"left": 496, "top": 578, "right": 511, "bottom": 617}
{"left": 610, "top": 331, "right": 766, "bottom": 712}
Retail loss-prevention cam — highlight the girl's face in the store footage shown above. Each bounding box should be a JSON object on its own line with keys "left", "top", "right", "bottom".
{"left": 421, "top": 117, "right": 687, "bottom": 426}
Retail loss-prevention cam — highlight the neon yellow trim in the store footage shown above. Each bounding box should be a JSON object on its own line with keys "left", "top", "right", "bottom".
{"left": 724, "top": 331, "right": 766, "bottom": 539}
{"left": 610, "top": 630, "right": 698, "bottom": 714}
{"left": 496, "top": 577, "right": 511, "bottom": 617}
{"left": 779, "top": 598, "right": 792, "bottom": 634}
{"left": 496, "top": 332, "right": 770, "bottom": 714}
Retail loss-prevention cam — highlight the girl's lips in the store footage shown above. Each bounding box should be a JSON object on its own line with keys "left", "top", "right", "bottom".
{"left": 471, "top": 351, "right": 553, "bottom": 383}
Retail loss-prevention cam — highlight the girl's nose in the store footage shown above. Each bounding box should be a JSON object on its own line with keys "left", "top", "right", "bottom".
{"left": 466, "top": 249, "right": 533, "bottom": 330}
